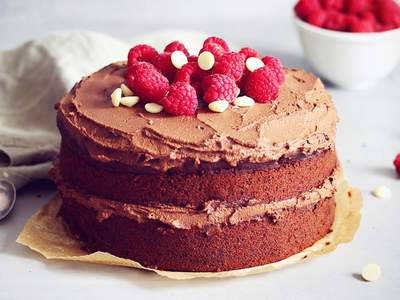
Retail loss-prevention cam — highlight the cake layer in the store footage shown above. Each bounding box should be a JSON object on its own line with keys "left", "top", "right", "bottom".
{"left": 57, "top": 139, "right": 337, "bottom": 208}
{"left": 57, "top": 166, "right": 337, "bottom": 271}
{"left": 56, "top": 63, "right": 338, "bottom": 173}
{"left": 58, "top": 183, "right": 336, "bottom": 272}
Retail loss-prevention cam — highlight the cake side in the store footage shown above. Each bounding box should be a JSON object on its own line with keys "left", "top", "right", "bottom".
{"left": 56, "top": 165, "right": 339, "bottom": 272}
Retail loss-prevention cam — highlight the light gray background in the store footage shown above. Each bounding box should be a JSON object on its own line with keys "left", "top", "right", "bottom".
{"left": 1, "top": 0, "right": 400, "bottom": 299}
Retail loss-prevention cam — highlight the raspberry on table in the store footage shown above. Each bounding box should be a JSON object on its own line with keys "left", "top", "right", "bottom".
{"left": 164, "top": 41, "right": 190, "bottom": 56}
{"left": 243, "top": 66, "right": 280, "bottom": 103}
{"left": 175, "top": 62, "right": 209, "bottom": 96}
{"left": 213, "top": 52, "right": 246, "bottom": 82}
{"left": 152, "top": 52, "right": 176, "bottom": 82}
{"left": 160, "top": 82, "right": 198, "bottom": 116}
{"left": 126, "top": 62, "right": 169, "bottom": 102}
{"left": 202, "top": 74, "right": 239, "bottom": 104}
{"left": 394, "top": 153, "right": 400, "bottom": 176}
{"left": 239, "top": 47, "right": 260, "bottom": 59}
{"left": 203, "top": 37, "right": 230, "bottom": 52}
{"left": 261, "top": 56, "right": 285, "bottom": 85}
{"left": 127, "top": 44, "right": 158, "bottom": 67}
{"left": 294, "top": 0, "right": 321, "bottom": 19}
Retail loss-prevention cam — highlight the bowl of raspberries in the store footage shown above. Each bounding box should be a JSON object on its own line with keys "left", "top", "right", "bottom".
{"left": 294, "top": 0, "right": 400, "bottom": 89}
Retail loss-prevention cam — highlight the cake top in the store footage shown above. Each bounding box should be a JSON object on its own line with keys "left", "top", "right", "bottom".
{"left": 57, "top": 37, "right": 338, "bottom": 172}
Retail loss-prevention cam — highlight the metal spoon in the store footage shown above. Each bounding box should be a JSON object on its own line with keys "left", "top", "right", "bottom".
{"left": 0, "top": 179, "right": 16, "bottom": 221}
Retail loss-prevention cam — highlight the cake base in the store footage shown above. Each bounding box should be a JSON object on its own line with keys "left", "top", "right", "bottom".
{"left": 16, "top": 179, "right": 362, "bottom": 279}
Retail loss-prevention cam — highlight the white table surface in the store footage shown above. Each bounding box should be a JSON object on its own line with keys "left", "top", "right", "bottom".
{"left": 1, "top": 0, "right": 400, "bottom": 299}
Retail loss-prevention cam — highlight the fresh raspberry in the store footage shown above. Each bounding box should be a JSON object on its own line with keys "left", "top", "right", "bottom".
{"left": 199, "top": 43, "right": 226, "bottom": 58}
{"left": 243, "top": 66, "right": 280, "bottom": 103}
{"left": 350, "top": 19, "right": 375, "bottom": 32}
{"left": 213, "top": 52, "right": 246, "bottom": 82}
{"left": 175, "top": 62, "right": 209, "bottom": 96}
{"left": 160, "top": 82, "right": 198, "bottom": 116}
{"left": 294, "top": 0, "right": 321, "bottom": 20}
{"left": 345, "top": 14, "right": 360, "bottom": 28}
{"left": 376, "top": 0, "right": 400, "bottom": 27}
{"left": 346, "top": 0, "right": 371, "bottom": 14}
{"left": 394, "top": 153, "right": 400, "bottom": 176}
{"left": 360, "top": 11, "right": 377, "bottom": 23}
{"left": 307, "top": 9, "right": 328, "bottom": 27}
{"left": 320, "top": 0, "right": 344, "bottom": 11}
{"left": 164, "top": 41, "right": 190, "bottom": 56}
{"left": 126, "top": 62, "right": 169, "bottom": 102}
{"left": 127, "top": 44, "right": 158, "bottom": 67}
{"left": 261, "top": 56, "right": 285, "bottom": 85}
{"left": 152, "top": 52, "right": 175, "bottom": 81}
{"left": 378, "top": 23, "right": 396, "bottom": 31}
{"left": 324, "top": 11, "right": 348, "bottom": 31}
{"left": 188, "top": 55, "right": 198, "bottom": 62}
{"left": 203, "top": 37, "right": 230, "bottom": 52}
{"left": 239, "top": 47, "right": 260, "bottom": 59}
{"left": 202, "top": 74, "right": 239, "bottom": 104}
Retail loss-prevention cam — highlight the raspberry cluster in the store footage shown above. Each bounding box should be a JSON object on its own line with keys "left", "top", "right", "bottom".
{"left": 295, "top": 0, "right": 400, "bottom": 32}
{"left": 123, "top": 37, "right": 285, "bottom": 116}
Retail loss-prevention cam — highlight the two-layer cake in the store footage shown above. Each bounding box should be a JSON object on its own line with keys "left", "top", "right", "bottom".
{"left": 53, "top": 37, "right": 339, "bottom": 272}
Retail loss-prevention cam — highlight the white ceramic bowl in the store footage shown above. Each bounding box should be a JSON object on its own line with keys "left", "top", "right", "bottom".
{"left": 294, "top": 16, "right": 400, "bottom": 89}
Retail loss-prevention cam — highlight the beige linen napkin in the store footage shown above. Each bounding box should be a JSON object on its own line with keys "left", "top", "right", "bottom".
{"left": 0, "top": 31, "right": 130, "bottom": 189}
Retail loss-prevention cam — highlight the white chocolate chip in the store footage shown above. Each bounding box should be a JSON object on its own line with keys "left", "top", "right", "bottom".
{"left": 2, "top": 171, "right": 9, "bottom": 178}
{"left": 362, "top": 263, "right": 381, "bottom": 282}
{"left": 171, "top": 50, "right": 188, "bottom": 69}
{"left": 145, "top": 102, "right": 163, "bottom": 114}
{"left": 245, "top": 57, "right": 264, "bottom": 72}
{"left": 208, "top": 100, "right": 229, "bottom": 113}
{"left": 198, "top": 51, "right": 215, "bottom": 70}
{"left": 120, "top": 83, "right": 134, "bottom": 96}
{"left": 120, "top": 96, "right": 140, "bottom": 107}
{"left": 111, "top": 88, "right": 122, "bottom": 107}
{"left": 233, "top": 96, "right": 255, "bottom": 107}
{"left": 371, "top": 185, "right": 391, "bottom": 199}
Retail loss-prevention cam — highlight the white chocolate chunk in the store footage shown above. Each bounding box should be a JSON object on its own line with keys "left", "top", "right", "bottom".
{"left": 208, "top": 100, "right": 229, "bottom": 113}
{"left": 171, "top": 50, "right": 188, "bottom": 69}
{"left": 145, "top": 102, "right": 163, "bottom": 113}
{"left": 233, "top": 96, "right": 255, "bottom": 107}
{"left": 120, "top": 83, "right": 134, "bottom": 96}
{"left": 198, "top": 51, "right": 215, "bottom": 70}
{"left": 371, "top": 185, "right": 391, "bottom": 199}
{"left": 362, "top": 264, "right": 381, "bottom": 282}
{"left": 120, "top": 96, "right": 140, "bottom": 107}
{"left": 111, "top": 88, "right": 122, "bottom": 107}
{"left": 245, "top": 57, "right": 264, "bottom": 72}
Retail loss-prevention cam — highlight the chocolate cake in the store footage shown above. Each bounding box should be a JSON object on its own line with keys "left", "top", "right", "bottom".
{"left": 53, "top": 38, "right": 339, "bottom": 272}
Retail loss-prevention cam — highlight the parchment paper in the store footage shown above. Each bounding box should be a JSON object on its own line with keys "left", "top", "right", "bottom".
{"left": 16, "top": 180, "right": 362, "bottom": 280}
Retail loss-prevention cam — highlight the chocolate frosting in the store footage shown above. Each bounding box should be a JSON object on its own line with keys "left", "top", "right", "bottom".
{"left": 56, "top": 167, "right": 339, "bottom": 230}
{"left": 57, "top": 63, "right": 338, "bottom": 172}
